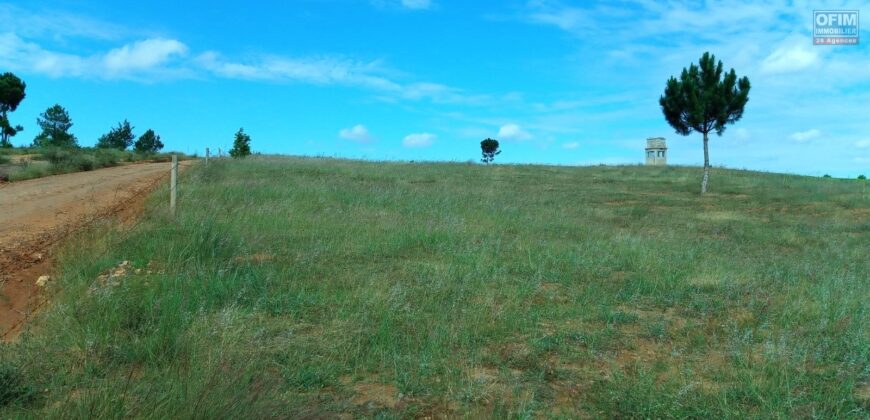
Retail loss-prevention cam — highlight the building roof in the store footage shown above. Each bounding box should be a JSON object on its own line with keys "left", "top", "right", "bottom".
{"left": 646, "top": 137, "right": 667, "bottom": 149}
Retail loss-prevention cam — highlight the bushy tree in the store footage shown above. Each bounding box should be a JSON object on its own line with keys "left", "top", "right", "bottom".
{"left": 33, "top": 104, "right": 77, "bottom": 148}
{"left": 229, "top": 127, "right": 251, "bottom": 158}
{"left": 480, "top": 138, "right": 500, "bottom": 164}
{"left": 0, "top": 72, "right": 26, "bottom": 148}
{"left": 660, "top": 52, "right": 750, "bottom": 194}
{"left": 134, "top": 129, "right": 164, "bottom": 153}
{"left": 0, "top": 120, "right": 23, "bottom": 148}
{"left": 97, "top": 120, "right": 135, "bottom": 150}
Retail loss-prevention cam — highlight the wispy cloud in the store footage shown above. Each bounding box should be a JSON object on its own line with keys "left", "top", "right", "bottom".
{"left": 372, "top": 0, "right": 433, "bottom": 10}
{"left": 562, "top": 141, "right": 579, "bottom": 149}
{"left": 196, "top": 52, "right": 397, "bottom": 89}
{"left": 402, "top": 132, "right": 436, "bottom": 147}
{"left": 0, "top": 4, "right": 488, "bottom": 104}
{"left": 760, "top": 38, "right": 819, "bottom": 74}
{"left": 104, "top": 39, "right": 188, "bottom": 74}
{"left": 400, "top": 0, "right": 432, "bottom": 10}
{"left": 0, "top": 3, "right": 125, "bottom": 41}
{"left": 339, "top": 124, "right": 373, "bottom": 143}
{"left": 197, "top": 52, "right": 492, "bottom": 104}
{"left": 497, "top": 123, "right": 532, "bottom": 141}
{"left": 789, "top": 129, "right": 820, "bottom": 143}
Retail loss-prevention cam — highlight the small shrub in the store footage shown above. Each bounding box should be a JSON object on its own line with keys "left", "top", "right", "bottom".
{"left": 859, "top": 174, "right": 867, "bottom": 180}
{"left": 822, "top": 174, "right": 831, "bottom": 178}
{"left": 94, "top": 148, "right": 121, "bottom": 167}
{"left": 74, "top": 154, "right": 97, "bottom": 171}
{"left": 148, "top": 153, "right": 174, "bottom": 163}
{"left": 0, "top": 363, "right": 36, "bottom": 407}
{"left": 41, "top": 147, "right": 73, "bottom": 165}
{"left": 9, "top": 161, "right": 49, "bottom": 181}
{"left": 0, "top": 155, "right": 9, "bottom": 164}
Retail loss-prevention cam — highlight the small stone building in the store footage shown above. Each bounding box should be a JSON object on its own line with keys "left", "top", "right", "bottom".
{"left": 645, "top": 137, "right": 667, "bottom": 166}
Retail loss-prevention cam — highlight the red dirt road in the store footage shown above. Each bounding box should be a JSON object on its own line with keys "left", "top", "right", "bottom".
{"left": 0, "top": 162, "right": 189, "bottom": 340}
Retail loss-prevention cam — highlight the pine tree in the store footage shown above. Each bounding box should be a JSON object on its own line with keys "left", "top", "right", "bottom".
{"left": 33, "top": 104, "right": 77, "bottom": 148}
{"left": 230, "top": 128, "right": 252, "bottom": 158}
{"left": 660, "top": 52, "right": 750, "bottom": 194}
{"left": 97, "top": 120, "right": 135, "bottom": 150}
{"left": 134, "top": 129, "right": 164, "bottom": 153}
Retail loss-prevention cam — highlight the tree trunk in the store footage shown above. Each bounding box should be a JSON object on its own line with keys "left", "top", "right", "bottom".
{"left": 701, "top": 131, "right": 710, "bottom": 194}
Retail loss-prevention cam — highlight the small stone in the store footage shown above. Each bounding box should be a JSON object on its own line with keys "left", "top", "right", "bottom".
{"left": 36, "top": 275, "right": 51, "bottom": 287}
{"left": 32, "top": 253, "right": 43, "bottom": 261}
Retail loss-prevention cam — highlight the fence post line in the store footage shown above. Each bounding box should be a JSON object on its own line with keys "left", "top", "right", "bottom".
{"left": 170, "top": 155, "right": 178, "bottom": 216}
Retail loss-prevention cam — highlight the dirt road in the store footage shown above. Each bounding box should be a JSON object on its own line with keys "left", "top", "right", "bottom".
{"left": 0, "top": 162, "right": 189, "bottom": 340}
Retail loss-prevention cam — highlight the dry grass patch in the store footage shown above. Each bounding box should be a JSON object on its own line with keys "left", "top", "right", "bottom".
{"left": 351, "top": 382, "right": 400, "bottom": 409}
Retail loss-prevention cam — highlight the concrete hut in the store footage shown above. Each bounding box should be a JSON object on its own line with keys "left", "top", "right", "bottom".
{"left": 645, "top": 137, "right": 667, "bottom": 166}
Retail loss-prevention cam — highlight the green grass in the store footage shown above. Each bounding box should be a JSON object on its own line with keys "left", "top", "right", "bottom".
{"left": 0, "top": 147, "right": 186, "bottom": 182}
{"left": 1, "top": 157, "right": 868, "bottom": 418}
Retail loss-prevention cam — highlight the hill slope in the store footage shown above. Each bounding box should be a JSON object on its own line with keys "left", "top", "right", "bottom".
{"left": 2, "top": 157, "right": 868, "bottom": 417}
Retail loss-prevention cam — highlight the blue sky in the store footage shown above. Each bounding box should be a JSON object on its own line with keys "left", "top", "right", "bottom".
{"left": 1, "top": 0, "right": 868, "bottom": 177}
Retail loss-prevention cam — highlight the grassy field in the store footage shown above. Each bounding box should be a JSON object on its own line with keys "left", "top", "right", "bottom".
{"left": 1, "top": 157, "right": 868, "bottom": 418}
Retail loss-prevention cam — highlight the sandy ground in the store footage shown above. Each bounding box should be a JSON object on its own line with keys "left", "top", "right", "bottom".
{"left": 0, "top": 161, "right": 190, "bottom": 340}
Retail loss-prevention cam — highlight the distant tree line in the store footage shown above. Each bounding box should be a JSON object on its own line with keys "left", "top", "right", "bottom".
{"left": 0, "top": 72, "right": 164, "bottom": 153}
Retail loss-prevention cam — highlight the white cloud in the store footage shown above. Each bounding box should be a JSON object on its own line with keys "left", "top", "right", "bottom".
{"left": 0, "top": 33, "right": 189, "bottom": 79}
{"left": 402, "top": 133, "right": 436, "bottom": 148}
{"left": 401, "top": 0, "right": 431, "bottom": 9}
{"left": 789, "top": 129, "right": 821, "bottom": 143}
{"left": 734, "top": 128, "right": 751, "bottom": 141}
{"left": 497, "top": 123, "right": 532, "bottom": 141}
{"left": 0, "top": 33, "right": 85, "bottom": 77}
{"left": 339, "top": 125, "right": 373, "bottom": 143}
{"left": 104, "top": 39, "right": 188, "bottom": 73}
{"left": 562, "top": 141, "right": 579, "bottom": 149}
{"left": 855, "top": 140, "right": 870, "bottom": 149}
{"left": 761, "top": 39, "right": 820, "bottom": 74}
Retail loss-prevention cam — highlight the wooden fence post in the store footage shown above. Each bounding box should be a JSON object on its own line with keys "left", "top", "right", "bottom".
{"left": 205, "top": 147, "right": 210, "bottom": 164}
{"left": 170, "top": 155, "right": 178, "bottom": 216}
